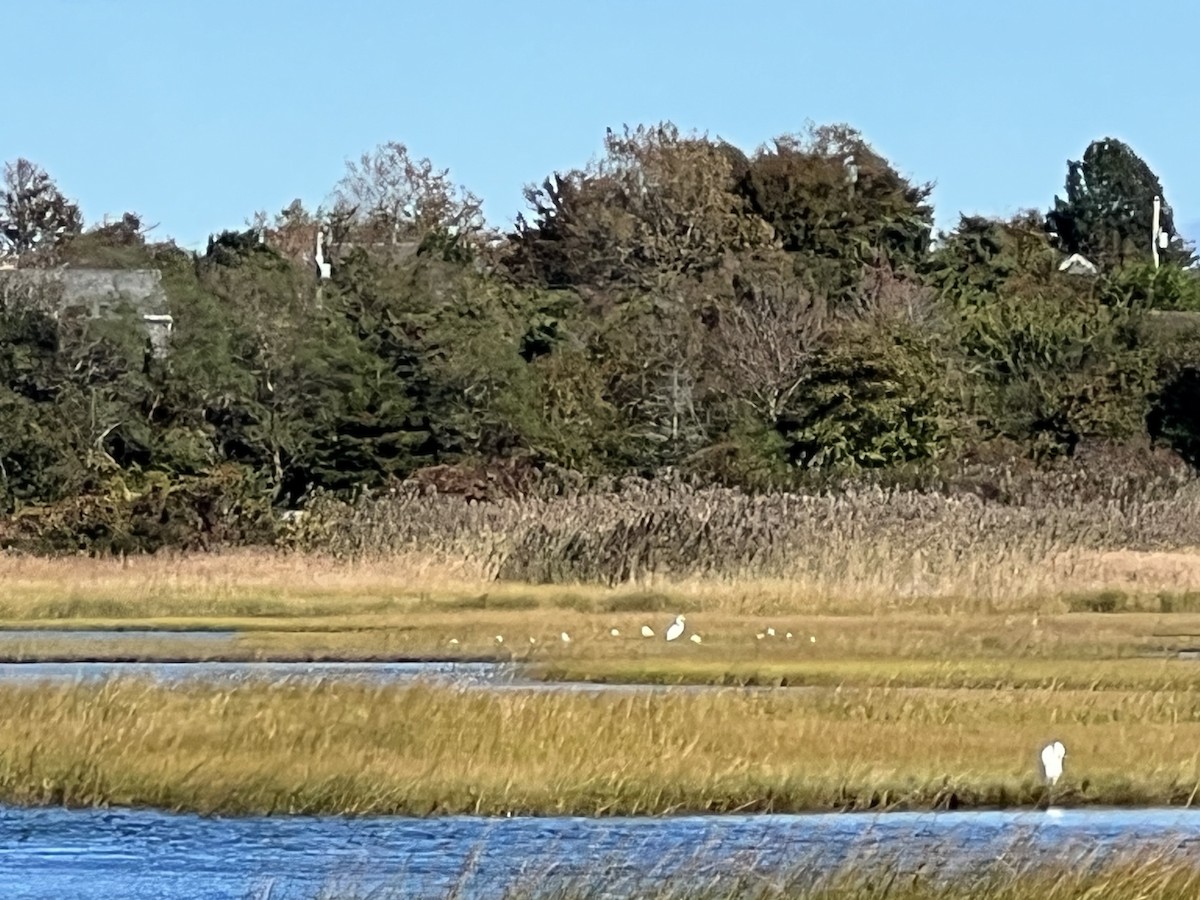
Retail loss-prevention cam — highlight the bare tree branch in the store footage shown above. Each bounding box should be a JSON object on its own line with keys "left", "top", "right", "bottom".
{"left": 329, "top": 142, "right": 484, "bottom": 246}
{"left": 712, "top": 266, "right": 827, "bottom": 423}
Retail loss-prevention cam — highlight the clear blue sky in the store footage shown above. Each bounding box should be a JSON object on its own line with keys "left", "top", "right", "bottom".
{"left": 7, "top": 1, "right": 1198, "bottom": 249}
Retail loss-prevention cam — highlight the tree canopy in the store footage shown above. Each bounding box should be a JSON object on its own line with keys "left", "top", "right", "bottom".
{"left": 1, "top": 126, "right": 1199, "bottom": 550}
{"left": 1046, "top": 137, "right": 1194, "bottom": 269}
{"left": 0, "top": 159, "right": 83, "bottom": 263}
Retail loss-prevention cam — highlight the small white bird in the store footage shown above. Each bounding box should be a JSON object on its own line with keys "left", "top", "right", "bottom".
{"left": 560, "top": 632, "right": 571, "bottom": 643}
{"left": 766, "top": 627, "right": 776, "bottom": 637}
{"left": 809, "top": 635, "right": 816, "bottom": 643}
{"left": 448, "top": 638, "right": 459, "bottom": 645}
{"left": 1040, "top": 741, "right": 1067, "bottom": 786}
{"left": 529, "top": 637, "right": 537, "bottom": 644}
{"left": 689, "top": 633, "right": 702, "bottom": 644}
{"left": 756, "top": 633, "right": 765, "bottom": 640}
{"left": 665, "top": 615, "right": 686, "bottom": 642}
{"left": 495, "top": 635, "right": 504, "bottom": 644}
{"left": 785, "top": 632, "right": 793, "bottom": 640}
{"left": 641, "top": 625, "right": 655, "bottom": 638}
{"left": 610, "top": 628, "right": 620, "bottom": 637}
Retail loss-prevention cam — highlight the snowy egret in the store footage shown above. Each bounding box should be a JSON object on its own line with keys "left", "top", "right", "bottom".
{"left": 1040, "top": 741, "right": 1066, "bottom": 786}
{"left": 560, "top": 632, "right": 571, "bottom": 643}
{"left": 689, "top": 634, "right": 702, "bottom": 644}
{"left": 641, "top": 625, "right": 655, "bottom": 638}
{"left": 610, "top": 628, "right": 620, "bottom": 637}
{"left": 665, "top": 615, "right": 686, "bottom": 642}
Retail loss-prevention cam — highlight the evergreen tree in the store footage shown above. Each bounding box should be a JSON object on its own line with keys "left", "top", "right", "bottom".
{"left": 1046, "top": 137, "right": 1194, "bottom": 269}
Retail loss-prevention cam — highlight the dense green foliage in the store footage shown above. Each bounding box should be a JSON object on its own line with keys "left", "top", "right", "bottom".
{"left": 1, "top": 126, "right": 1199, "bottom": 549}
{"left": 1046, "top": 136, "right": 1194, "bottom": 269}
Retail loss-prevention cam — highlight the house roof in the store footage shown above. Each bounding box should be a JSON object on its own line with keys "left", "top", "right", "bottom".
{"left": 1058, "top": 253, "right": 1099, "bottom": 276}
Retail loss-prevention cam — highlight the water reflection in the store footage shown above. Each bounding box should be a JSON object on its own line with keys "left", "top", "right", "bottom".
{"left": 1, "top": 806, "right": 1198, "bottom": 900}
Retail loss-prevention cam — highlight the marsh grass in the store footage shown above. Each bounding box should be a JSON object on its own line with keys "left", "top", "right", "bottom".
{"left": 7, "top": 484, "right": 1200, "bottom": 696}
{"left": 11, "top": 477, "right": 1200, "bottom": 621}
{"left": 2, "top": 680, "right": 1199, "bottom": 816}
{"left": 496, "top": 850, "right": 1200, "bottom": 900}
{"left": 309, "top": 844, "right": 1200, "bottom": 899}
{"left": 287, "top": 476, "right": 1200, "bottom": 602}
{"left": 0, "top": 610, "right": 1196, "bottom": 680}
{"left": 6, "top": 544, "right": 1200, "bottom": 633}
{"left": 532, "top": 656, "right": 1200, "bottom": 692}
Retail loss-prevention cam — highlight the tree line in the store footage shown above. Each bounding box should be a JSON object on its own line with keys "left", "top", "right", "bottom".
{"left": 1, "top": 123, "right": 1199, "bottom": 551}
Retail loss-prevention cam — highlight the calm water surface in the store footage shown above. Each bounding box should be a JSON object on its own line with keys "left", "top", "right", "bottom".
{"left": 0, "top": 660, "right": 512, "bottom": 686}
{"left": 2, "top": 806, "right": 1199, "bottom": 899}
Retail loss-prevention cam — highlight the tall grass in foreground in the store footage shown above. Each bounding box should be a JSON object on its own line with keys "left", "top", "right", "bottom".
{"left": 502, "top": 854, "right": 1200, "bottom": 900}
{"left": 2, "top": 680, "right": 1199, "bottom": 815}
{"left": 310, "top": 847, "right": 1200, "bottom": 900}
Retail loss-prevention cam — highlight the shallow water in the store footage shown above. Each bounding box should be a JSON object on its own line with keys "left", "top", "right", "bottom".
{"left": 0, "top": 659, "right": 512, "bottom": 687}
{"left": 2, "top": 806, "right": 1198, "bottom": 899}
{"left": 0, "top": 659, "right": 761, "bottom": 695}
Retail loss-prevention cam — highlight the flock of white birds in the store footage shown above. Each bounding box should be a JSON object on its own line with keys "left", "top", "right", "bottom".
{"left": 462, "top": 614, "right": 814, "bottom": 649}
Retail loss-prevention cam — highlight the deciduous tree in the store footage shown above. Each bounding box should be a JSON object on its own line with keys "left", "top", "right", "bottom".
{"left": 330, "top": 142, "right": 484, "bottom": 246}
{"left": 0, "top": 159, "right": 83, "bottom": 262}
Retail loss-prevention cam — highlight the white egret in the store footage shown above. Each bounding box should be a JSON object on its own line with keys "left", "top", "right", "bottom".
{"left": 785, "top": 632, "right": 793, "bottom": 640}
{"left": 641, "top": 625, "right": 655, "bottom": 638}
{"left": 560, "top": 632, "right": 571, "bottom": 643}
{"left": 495, "top": 635, "right": 504, "bottom": 644}
{"left": 766, "top": 627, "right": 776, "bottom": 637}
{"left": 689, "top": 634, "right": 702, "bottom": 644}
{"left": 756, "top": 633, "right": 765, "bottom": 640}
{"left": 529, "top": 637, "right": 537, "bottom": 644}
{"left": 665, "top": 615, "right": 686, "bottom": 642}
{"left": 1040, "top": 741, "right": 1066, "bottom": 786}
{"left": 809, "top": 635, "right": 816, "bottom": 643}
{"left": 448, "top": 638, "right": 459, "bottom": 645}
{"left": 610, "top": 628, "right": 620, "bottom": 637}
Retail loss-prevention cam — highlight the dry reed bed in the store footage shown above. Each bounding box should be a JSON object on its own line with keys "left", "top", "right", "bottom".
{"left": 2, "top": 680, "right": 1199, "bottom": 816}
{"left": 284, "top": 476, "right": 1200, "bottom": 609}
{"left": 3, "top": 470, "right": 1200, "bottom": 618}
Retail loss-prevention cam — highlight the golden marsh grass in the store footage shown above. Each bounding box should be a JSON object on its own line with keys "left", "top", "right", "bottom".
{"left": 422, "top": 850, "right": 1200, "bottom": 900}
{"left": 4, "top": 551, "right": 1200, "bottom": 686}
{"left": 410, "top": 852, "right": 1200, "bottom": 900}
{"left": 10, "top": 474, "right": 1200, "bottom": 618}
{"left": 2, "top": 679, "right": 1199, "bottom": 816}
